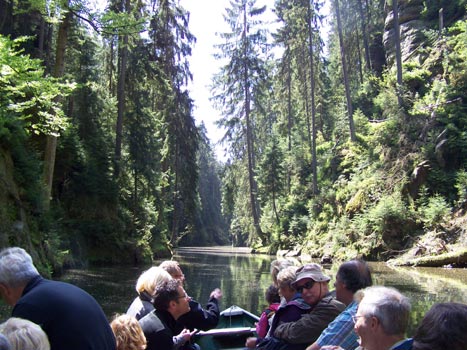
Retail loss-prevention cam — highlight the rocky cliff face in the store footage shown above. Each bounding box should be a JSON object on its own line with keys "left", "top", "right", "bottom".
{"left": 0, "top": 148, "right": 33, "bottom": 250}
{"left": 383, "top": 0, "right": 427, "bottom": 65}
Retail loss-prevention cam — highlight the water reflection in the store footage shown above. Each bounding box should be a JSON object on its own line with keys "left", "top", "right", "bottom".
{"left": 0, "top": 247, "right": 465, "bottom": 336}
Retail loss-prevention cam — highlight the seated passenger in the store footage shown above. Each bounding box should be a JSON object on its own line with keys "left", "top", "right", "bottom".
{"left": 160, "top": 260, "right": 222, "bottom": 331}
{"left": 256, "top": 284, "right": 281, "bottom": 338}
{"left": 0, "top": 317, "right": 50, "bottom": 350}
{"left": 127, "top": 267, "right": 172, "bottom": 320}
{"left": 139, "top": 279, "right": 195, "bottom": 350}
{"left": 352, "top": 286, "right": 412, "bottom": 350}
{"left": 267, "top": 263, "right": 345, "bottom": 349}
{"left": 246, "top": 266, "right": 311, "bottom": 348}
{"left": 110, "top": 314, "right": 147, "bottom": 350}
{"left": 0, "top": 247, "right": 115, "bottom": 350}
{"left": 307, "top": 259, "right": 372, "bottom": 350}
{"left": 270, "top": 259, "right": 296, "bottom": 288}
{"left": 412, "top": 302, "right": 467, "bottom": 350}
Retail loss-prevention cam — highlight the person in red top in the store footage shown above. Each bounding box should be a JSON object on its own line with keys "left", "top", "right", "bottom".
{"left": 256, "top": 284, "right": 281, "bottom": 338}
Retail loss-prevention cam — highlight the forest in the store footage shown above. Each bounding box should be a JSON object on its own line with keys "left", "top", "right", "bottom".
{"left": 0, "top": 0, "right": 466, "bottom": 273}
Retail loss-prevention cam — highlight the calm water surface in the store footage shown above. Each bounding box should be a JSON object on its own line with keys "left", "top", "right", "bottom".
{"left": 1, "top": 246, "right": 466, "bottom": 335}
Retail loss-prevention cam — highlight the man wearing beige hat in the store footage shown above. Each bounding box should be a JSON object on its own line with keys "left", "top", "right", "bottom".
{"left": 271, "top": 263, "right": 345, "bottom": 349}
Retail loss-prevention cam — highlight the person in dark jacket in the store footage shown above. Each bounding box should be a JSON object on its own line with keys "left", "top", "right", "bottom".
{"left": 0, "top": 247, "right": 116, "bottom": 350}
{"left": 160, "top": 260, "right": 222, "bottom": 331}
{"left": 139, "top": 279, "right": 193, "bottom": 350}
{"left": 246, "top": 266, "right": 311, "bottom": 349}
{"left": 272, "top": 263, "right": 345, "bottom": 349}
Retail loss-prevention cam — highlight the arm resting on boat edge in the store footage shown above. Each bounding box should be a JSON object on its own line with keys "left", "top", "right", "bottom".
{"left": 196, "top": 327, "right": 256, "bottom": 337}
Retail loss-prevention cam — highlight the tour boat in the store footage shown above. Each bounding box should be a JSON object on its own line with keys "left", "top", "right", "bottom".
{"left": 195, "top": 305, "right": 259, "bottom": 350}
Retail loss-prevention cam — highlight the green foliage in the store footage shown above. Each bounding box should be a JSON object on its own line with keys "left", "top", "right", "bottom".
{"left": 0, "top": 36, "right": 75, "bottom": 136}
{"left": 402, "top": 61, "right": 432, "bottom": 97}
{"left": 2, "top": 0, "right": 467, "bottom": 266}
{"left": 416, "top": 192, "right": 451, "bottom": 230}
{"left": 421, "top": 0, "right": 467, "bottom": 27}
{"left": 455, "top": 170, "right": 467, "bottom": 204}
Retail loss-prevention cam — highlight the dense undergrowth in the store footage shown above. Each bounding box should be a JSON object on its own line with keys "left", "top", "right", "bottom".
{"left": 256, "top": 19, "right": 467, "bottom": 264}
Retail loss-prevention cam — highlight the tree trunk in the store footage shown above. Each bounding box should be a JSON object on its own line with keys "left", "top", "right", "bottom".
{"left": 392, "top": 0, "right": 403, "bottom": 108}
{"left": 243, "top": 6, "right": 263, "bottom": 243}
{"left": 307, "top": 1, "right": 318, "bottom": 195}
{"left": 42, "top": 8, "right": 71, "bottom": 211}
{"left": 335, "top": 0, "right": 356, "bottom": 141}
{"left": 357, "top": 0, "right": 371, "bottom": 71}
{"left": 286, "top": 59, "right": 292, "bottom": 194}
{"left": 171, "top": 143, "right": 180, "bottom": 246}
{"left": 114, "top": 0, "right": 130, "bottom": 178}
{"left": 114, "top": 33, "right": 128, "bottom": 178}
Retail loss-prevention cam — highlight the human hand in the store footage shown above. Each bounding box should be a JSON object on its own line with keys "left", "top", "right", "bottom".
{"left": 210, "top": 288, "right": 222, "bottom": 300}
{"left": 245, "top": 337, "right": 257, "bottom": 348}
{"left": 178, "top": 328, "right": 197, "bottom": 343}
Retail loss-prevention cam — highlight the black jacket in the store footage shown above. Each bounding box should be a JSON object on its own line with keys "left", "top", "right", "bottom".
{"left": 127, "top": 292, "right": 155, "bottom": 320}
{"left": 176, "top": 297, "right": 220, "bottom": 331}
{"left": 12, "top": 276, "right": 116, "bottom": 350}
{"left": 139, "top": 309, "right": 178, "bottom": 350}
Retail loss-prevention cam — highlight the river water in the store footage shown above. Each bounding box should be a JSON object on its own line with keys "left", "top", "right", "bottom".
{"left": 1, "top": 246, "right": 466, "bottom": 335}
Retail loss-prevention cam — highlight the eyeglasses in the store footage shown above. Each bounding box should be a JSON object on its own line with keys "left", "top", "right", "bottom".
{"left": 177, "top": 293, "right": 189, "bottom": 300}
{"left": 351, "top": 315, "right": 365, "bottom": 323}
{"left": 296, "top": 280, "right": 315, "bottom": 293}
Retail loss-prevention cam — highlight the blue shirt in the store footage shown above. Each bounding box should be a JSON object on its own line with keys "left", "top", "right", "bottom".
{"left": 316, "top": 301, "right": 359, "bottom": 350}
{"left": 391, "top": 338, "right": 413, "bottom": 350}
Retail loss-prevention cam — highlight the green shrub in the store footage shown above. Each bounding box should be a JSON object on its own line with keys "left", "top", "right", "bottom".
{"left": 455, "top": 170, "right": 467, "bottom": 204}
{"left": 417, "top": 194, "right": 451, "bottom": 230}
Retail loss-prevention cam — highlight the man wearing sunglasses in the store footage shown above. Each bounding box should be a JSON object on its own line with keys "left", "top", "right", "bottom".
{"left": 272, "top": 263, "right": 345, "bottom": 349}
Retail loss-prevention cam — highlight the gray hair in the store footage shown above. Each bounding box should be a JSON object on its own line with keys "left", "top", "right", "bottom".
{"left": 270, "top": 259, "right": 295, "bottom": 286}
{"left": 276, "top": 266, "right": 298, "bottom": 289}
{"left": 356, "top": 286, "right": 411, "bottom": 336}
{"left": 0, "top": 248, "right": 39, "bottom": 288}
{"left": 0, "top": 334, "right": 11, "bottom": 350}
{"left": 0, "top": 318, "right": 50, "bottom": 350}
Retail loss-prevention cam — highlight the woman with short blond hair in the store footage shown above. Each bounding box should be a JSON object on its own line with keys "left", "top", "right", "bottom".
{"left": 127, "top": 267, "right": 172, "bottom": 320}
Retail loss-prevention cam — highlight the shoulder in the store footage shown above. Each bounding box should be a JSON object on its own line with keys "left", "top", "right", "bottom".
{"left": 391, "top": 338, "right": 413, "bottom": 350}
{"left": 318, "top": 294, "right": 346, "bottom": 312}
{"left": 127, "top": 297, "right": 154, "bottom": 320}
{"left": 139, "top": 312, "right": 165, "bottom": 333}
{"left": 287, "top": 297, "right": 312, "bottom": 310}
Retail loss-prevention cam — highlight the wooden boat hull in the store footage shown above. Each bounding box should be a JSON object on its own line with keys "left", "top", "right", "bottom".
{"left": 196, "top": 305, "right": 259, "bottom": 350}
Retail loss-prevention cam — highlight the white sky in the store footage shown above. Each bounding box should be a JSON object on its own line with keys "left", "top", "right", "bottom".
{"left": 179, "top": 0, "right": 232, "bottom": 162}
{"left": 180, "top": 0, "right": 276, "bottom": 162}
{"left": 180, "top": 0, "right": 330, "bottom": 162}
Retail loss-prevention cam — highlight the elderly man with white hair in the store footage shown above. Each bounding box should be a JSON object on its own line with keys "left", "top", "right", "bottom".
{"left": 322, "top": 286, "right": 412, "bottom": 350}
{"left": 0, "top": 247, "right": 116, "bottom": 350}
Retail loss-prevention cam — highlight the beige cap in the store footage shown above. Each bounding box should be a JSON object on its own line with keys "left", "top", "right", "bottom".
{"left": 292, "top": 263, "right": 330, "bottom": 285}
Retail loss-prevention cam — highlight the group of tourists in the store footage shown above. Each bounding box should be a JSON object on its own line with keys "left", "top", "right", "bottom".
{"left": 0, "top": 247, "right": 222, "bottom": 350}
{"left": 250, "top": 259, "right": 467, "bottom": 350}
{"left": 0, "top": 246, "right": 465, "bottom": 350}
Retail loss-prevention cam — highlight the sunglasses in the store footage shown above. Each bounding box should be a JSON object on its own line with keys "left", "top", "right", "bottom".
{"left": 296, "top": 280, "right": 315, "bottom": 293}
